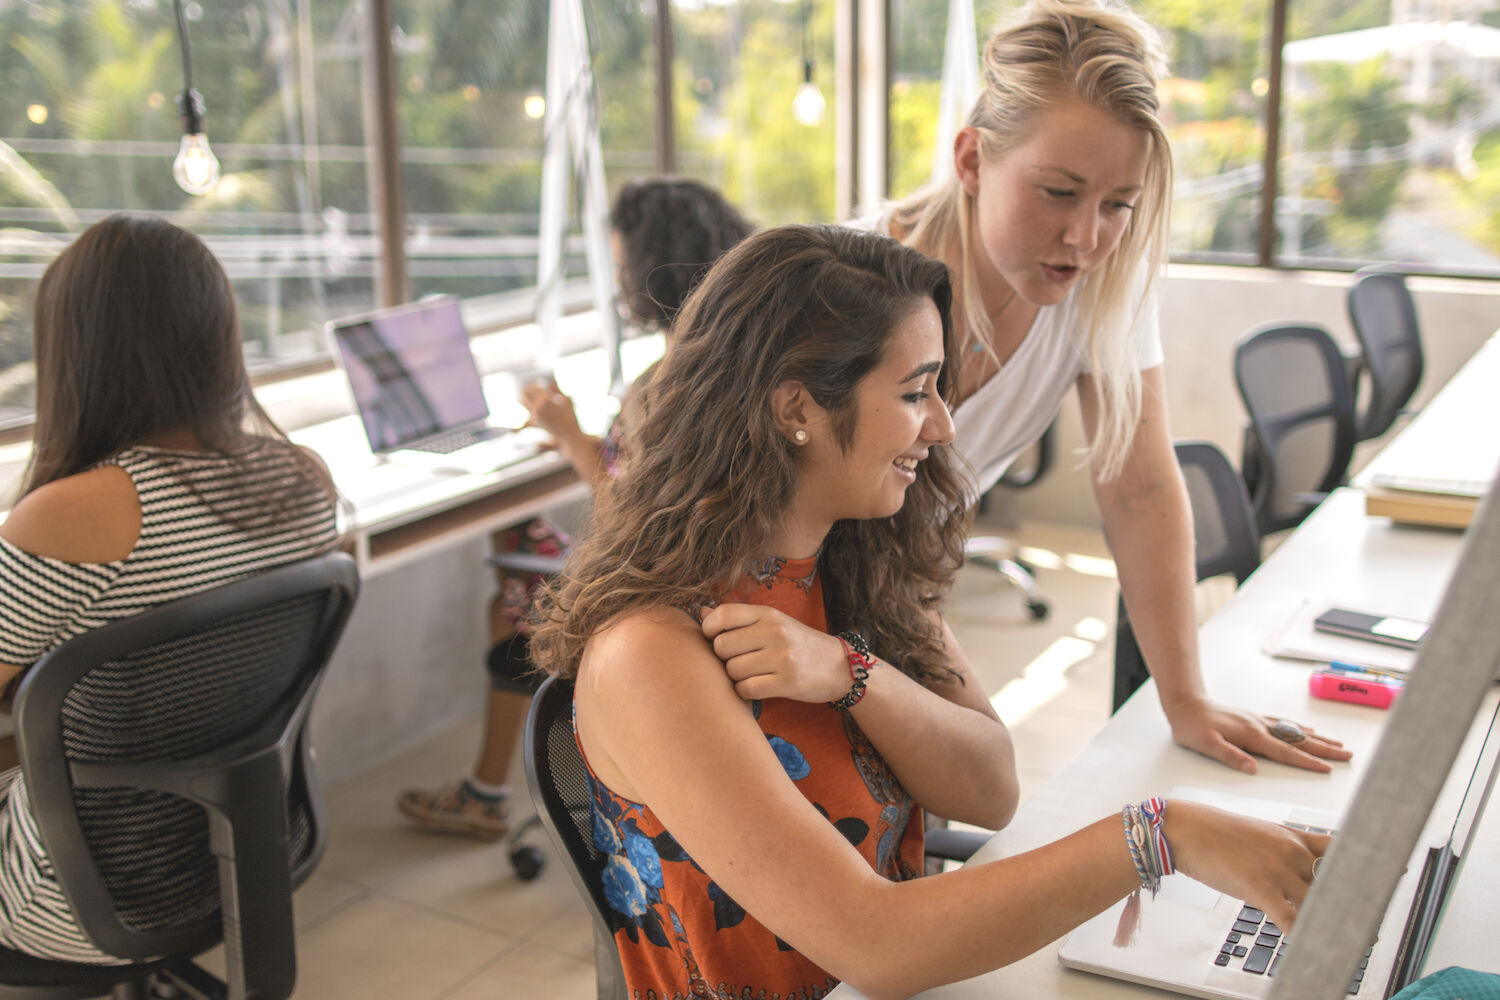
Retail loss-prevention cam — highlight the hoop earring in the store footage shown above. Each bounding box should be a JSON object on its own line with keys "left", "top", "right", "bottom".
{"left": 793, "top": 429, "right": 808, "bottom": 444}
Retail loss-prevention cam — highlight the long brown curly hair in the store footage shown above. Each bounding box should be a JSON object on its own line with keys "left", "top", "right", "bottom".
{"left": 530, "top": 224, "right": 972, "bottom": 685}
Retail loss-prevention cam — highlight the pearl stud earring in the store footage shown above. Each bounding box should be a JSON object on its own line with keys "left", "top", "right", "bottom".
{"left": 793, "top": 429, "right": 808, "bottom": 444}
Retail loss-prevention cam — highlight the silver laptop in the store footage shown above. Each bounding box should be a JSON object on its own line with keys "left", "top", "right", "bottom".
{"left": 1058, "top": 699, "right": 1499, "bottom": 1000}
{"left": 327, "top": 296, "right": 539, "bottom": 474}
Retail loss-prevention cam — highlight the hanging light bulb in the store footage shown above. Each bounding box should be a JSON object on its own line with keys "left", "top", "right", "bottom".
{"left": 793, "top": 60, "right": 826, "bottom": 127}
{"left": 792, "top": 0, "right": 825, "bottom": 127}
{"left": 171, "top": 0, "right": 219, "bottom": 195}
{"left": 173, "top": 89, "right": 220, "bottom": 195}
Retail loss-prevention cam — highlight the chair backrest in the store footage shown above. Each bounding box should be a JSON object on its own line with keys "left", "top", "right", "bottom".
{"left": 998, "top": 417, "right": 1057, "bottom": 490}
{"left": 1177, "top": 440, "right": 1262, "bottom": 587}
{"left": 1113, "top": 441, "right": 1263, "bottom": 712}
{"left": 13, "top": 551, "right": 360, "bottom": 998}
{"left": 1234, "top": 322, "right": 1357, "bottom": 536}
{"left": 523, "top": 675, "right": 627, "bottom": 1000}
{"left": 1347, "top": 270, "right": 1424, "bottom": 442}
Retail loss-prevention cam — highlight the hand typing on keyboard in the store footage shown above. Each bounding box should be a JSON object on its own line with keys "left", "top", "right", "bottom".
{"left": 1165, "top": 801, "right": 1332, "bottom": 935}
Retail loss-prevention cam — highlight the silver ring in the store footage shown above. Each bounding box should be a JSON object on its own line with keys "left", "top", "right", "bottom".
{"left": 1270, "top": 719, "right": 1308, "bottom": 745}
{"left": 1312, "top": 856, "right": 1326, "bottom": 880}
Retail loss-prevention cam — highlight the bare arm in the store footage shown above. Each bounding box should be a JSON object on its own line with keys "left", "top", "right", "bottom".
{"left": 520, "top": 380, "right": 609, "bottom": 490}
{"left": 1078, "top": 368, "right": 1349, "bottom": 773}
{"left": 701, "top": 604, "right": 1018, "bottom": 829}
{"left": 578, "top": 613, "right": 1328, "bottom": 1000}
{"left": 0, "top": 465, "right": 143, "bottom": 697}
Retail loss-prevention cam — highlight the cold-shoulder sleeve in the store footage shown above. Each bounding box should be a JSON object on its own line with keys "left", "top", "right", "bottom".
{"left": 0, "top": 539, "right": 121, "bottom": 666}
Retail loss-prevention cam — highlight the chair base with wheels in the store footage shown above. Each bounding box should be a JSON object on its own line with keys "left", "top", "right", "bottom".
{"left": 965, "top": 419, "right": 1057, "bottom": 621}
{"left": 963, "top": 538, "right": 1049, "bottom": 620}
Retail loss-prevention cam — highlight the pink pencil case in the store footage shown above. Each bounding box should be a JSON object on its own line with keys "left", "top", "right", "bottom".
{"left": 1309, "top": 670, "right": 1403, "bottom": 709}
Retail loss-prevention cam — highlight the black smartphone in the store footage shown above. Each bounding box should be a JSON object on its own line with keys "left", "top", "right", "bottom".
{"left": 1313, "top": 607, "right": 1429, "bottom": 649}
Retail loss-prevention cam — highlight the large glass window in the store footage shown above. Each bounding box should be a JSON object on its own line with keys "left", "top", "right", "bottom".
{"left": 671, "top": 0, "right": 837, "bottom": 225}
{"left": 391, "top": 1, "right": 656, "bottom": 305}
{"left": 0, "top": 0, "right": 376, "bottom": 428}
{"left": 1278, "top": 0, "right": 1500, "bottom": 271}
{"left": 1138, "top": 0, "right": 1268, "bottom": 263}
{"left": 888, "top": 0, "right": 1500, "bottom": 277}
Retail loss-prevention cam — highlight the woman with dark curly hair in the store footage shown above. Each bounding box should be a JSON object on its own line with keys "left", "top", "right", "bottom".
{"left": 530, "top": 224, "right": 1328, "bottom": 1000}
{"left": 398, "top": 177, "right": 753, "bottom": 840}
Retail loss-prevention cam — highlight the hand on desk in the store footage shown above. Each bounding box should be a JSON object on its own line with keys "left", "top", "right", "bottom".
{"left": 1165, "top": 695, "right": 1352, "bottom": 775}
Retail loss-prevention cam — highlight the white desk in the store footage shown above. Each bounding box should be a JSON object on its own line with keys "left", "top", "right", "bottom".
{"left": 832, "top": 489, "right": 1491, "bottom": 998}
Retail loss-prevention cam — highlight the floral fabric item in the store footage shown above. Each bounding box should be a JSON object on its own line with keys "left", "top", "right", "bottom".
{"left": 579, "top": 555, "right": 925, "bottom": 1000}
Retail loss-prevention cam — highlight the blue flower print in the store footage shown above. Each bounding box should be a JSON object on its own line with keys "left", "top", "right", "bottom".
{"left": 601, "top": 855, "right": 649, "bottom": 918}
{"left": 623, "top": 823, "right": 664, "bottom": 890}
{"left": 592, "top": 805, "right": 622, "bottom": 854}
{"left": 767, "top": 735, "right": 810, "bottom": 780}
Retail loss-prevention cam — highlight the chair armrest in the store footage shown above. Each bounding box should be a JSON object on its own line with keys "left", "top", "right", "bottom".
{"left": 924, "top": 827, "right": 988, "bottom": 863}
{"left": 486, "top": 551, "right": 569, "bottom": 575}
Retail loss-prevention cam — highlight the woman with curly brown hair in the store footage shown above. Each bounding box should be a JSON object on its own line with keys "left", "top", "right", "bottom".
{"left": 530, "top": 224, "right": 1328, "bottom": 1000}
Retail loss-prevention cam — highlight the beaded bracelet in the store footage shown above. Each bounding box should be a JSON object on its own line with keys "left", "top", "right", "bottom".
{"left": 830, "top": 631, "right": 875, "bottom": 710}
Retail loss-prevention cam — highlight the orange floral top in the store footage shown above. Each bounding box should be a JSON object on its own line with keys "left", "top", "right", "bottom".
{"left": 578, "top": 555, "right": 925, "bottom": 1000}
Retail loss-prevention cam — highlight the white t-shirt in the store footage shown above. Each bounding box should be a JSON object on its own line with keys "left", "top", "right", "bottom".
{"left": 953, "top": 276, "right": 1163, "bottom": 500}
{"left": 852, "top": 211, "right": 1163, "bottom": 501}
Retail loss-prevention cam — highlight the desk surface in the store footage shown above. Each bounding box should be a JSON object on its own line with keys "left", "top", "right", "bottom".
{"left": 832, "top": 489, "right": 1487, "bottom": 999}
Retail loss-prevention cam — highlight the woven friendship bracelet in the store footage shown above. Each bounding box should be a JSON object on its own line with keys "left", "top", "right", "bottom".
{"left": 1122, "top": 797, "right": 1174, "bottom": 896}
{"left": 1121, "top": 804, "right": 1157, "bottom": 894}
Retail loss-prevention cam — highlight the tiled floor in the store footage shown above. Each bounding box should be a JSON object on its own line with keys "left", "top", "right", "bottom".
{"left": 259, "top": 516, "right": 1124, "bottom": 999}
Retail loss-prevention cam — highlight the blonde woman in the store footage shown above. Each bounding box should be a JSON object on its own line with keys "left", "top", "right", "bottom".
{"left": 880, "top": 0, "right": 1348, "bottom": 773}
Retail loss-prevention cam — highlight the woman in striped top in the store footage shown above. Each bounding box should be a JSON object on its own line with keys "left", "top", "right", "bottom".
{"left": 0, "top": 213, "right": 339, "bottom": 963}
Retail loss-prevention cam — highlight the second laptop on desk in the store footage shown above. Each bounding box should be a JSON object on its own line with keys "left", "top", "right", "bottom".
{"left": 327, "top": 295, "right": 547, "bottom": 476}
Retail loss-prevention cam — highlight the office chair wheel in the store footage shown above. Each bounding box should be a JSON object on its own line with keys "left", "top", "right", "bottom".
{"left": 1026, "top": 599, "right": 1050, "bottom": 620}
{"left": 510, "top": 844, "right": 546, "bottom": 881}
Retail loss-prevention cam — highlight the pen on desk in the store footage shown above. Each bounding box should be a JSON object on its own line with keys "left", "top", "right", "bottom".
{"left": 1327, "top": 660, "right": 1407, "bottom": 682}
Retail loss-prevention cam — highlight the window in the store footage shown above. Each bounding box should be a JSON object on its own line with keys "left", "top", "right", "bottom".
{"left": 1278, "top": 0, "right": 1500, "bottom": 271}
{"left": 392, "top": 1, "right": 656, "bottom": 303}
{"left": 671, "top": 0, "right": 837, "bottom": 225}
{"left": 0, "top": 0, "right": 377, "bottom": 432}
{"left": 886, "top": 0, "right": 1500, "bottom": 276}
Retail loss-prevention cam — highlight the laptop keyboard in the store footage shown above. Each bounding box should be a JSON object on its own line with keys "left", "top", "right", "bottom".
{"left": 1215, "top": 903, "right": 1373, "bottom": 993}
{"left": 408, "top": 425, "right": 512, "bottom": 454}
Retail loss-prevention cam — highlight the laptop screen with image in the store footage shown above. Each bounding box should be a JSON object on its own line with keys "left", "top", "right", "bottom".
{"left": 329, "top": 296, "right": 490, "bottom": 453}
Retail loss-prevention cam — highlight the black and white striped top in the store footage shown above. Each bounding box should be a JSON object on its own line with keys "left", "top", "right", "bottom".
{"left": 0, "top": 444, "right": 338, "bottom": 963}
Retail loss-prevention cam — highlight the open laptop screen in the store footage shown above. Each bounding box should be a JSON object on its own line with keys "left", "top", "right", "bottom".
{"left": 328, "top": 296, "right": 489, "bottom": 452}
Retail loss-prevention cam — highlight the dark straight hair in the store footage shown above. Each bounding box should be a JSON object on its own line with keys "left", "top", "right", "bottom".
{"left": 20, "top": 213, "right": 327, "bottom": 524}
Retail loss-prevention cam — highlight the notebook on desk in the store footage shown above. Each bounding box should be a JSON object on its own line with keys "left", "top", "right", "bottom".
{"left": 1059, "top": 697, "right": 1499, "bottom": 1000}
{"left": 327, "top": 296, "right": 543, "bottom": 475}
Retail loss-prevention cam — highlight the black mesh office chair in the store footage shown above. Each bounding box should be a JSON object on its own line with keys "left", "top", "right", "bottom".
{"left": 965, "top": 419, "right": 1058, "bottom": 620}
{"left": 523, "top": 675, "right": 628, "bottom": 1000}
{"left": 1346, "top": 270, "right": 1424, "bottom": 442}
{"left": 1112, "top": 442, "right": 1261, "bottom": 712}
{"left": 1235, "top": 322, "right": 1358, "bottom": 537}
{"left": 2, "top": 551, "right": 360, "bottom": 1000}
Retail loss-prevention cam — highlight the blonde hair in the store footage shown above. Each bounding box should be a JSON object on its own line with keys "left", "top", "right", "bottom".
{"left": 889, "top": 0, "right": 1172, "bottom": 479}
